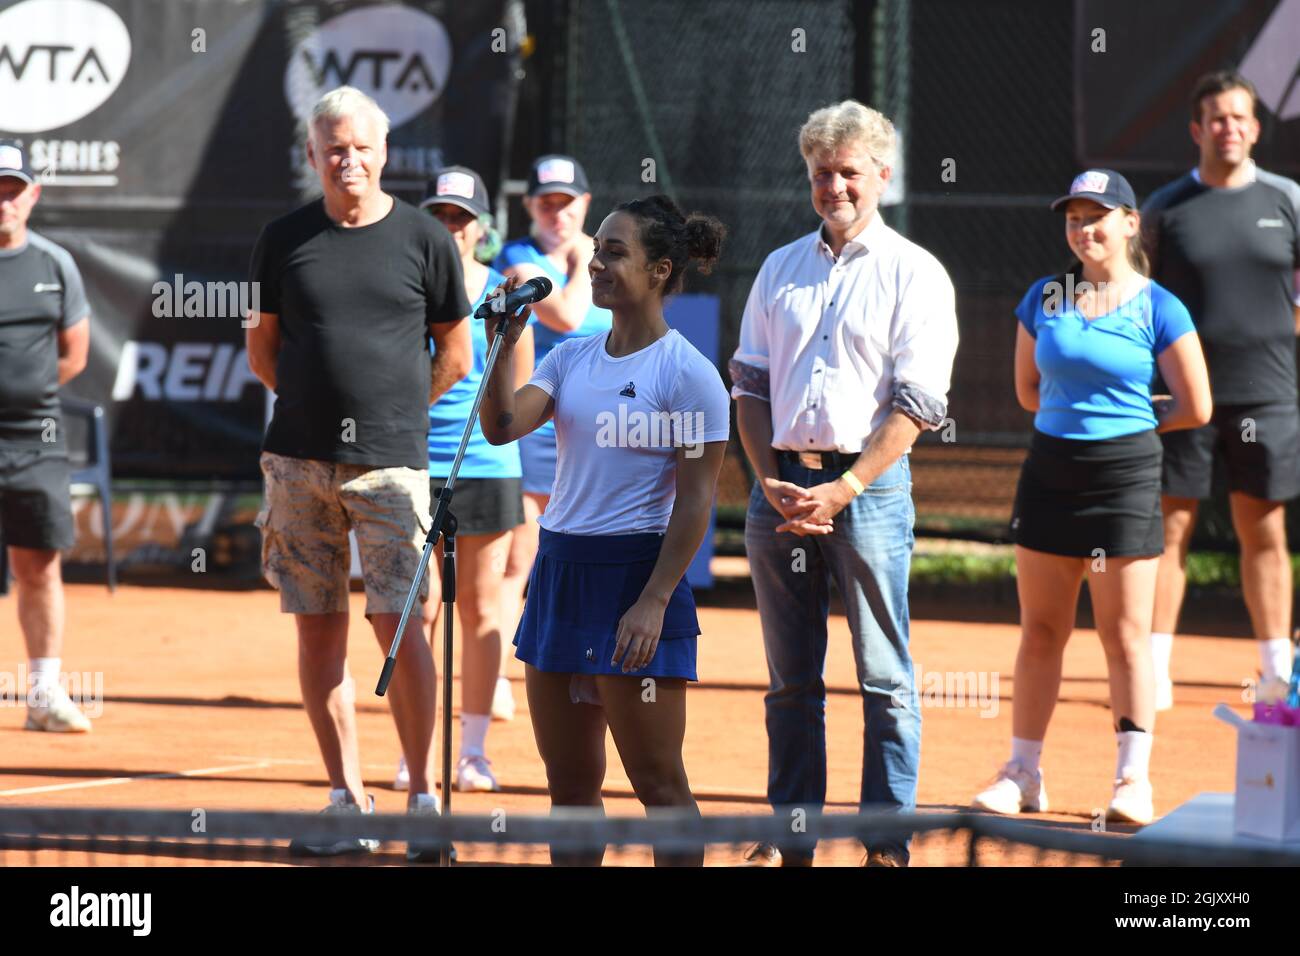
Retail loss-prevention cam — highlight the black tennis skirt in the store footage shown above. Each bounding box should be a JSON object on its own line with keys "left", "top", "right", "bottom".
{"left": 1011, "top": 428, "right": 1163, "bottom": 558}
{"left": 428, "top": 476, "right": 524, "bottom": 536}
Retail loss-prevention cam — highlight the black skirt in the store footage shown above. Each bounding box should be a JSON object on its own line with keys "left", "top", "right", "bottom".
{"left": 1011, "top": 429, "right": 1163, "bottom": 558}
{"left": 428, "top": 476, "right": 524, "bottom": 536}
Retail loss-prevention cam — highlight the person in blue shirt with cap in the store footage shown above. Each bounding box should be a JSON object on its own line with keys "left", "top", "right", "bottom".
{"left": 492, "top": 154, "right": 613, "bottom": 718}
{"left": 972, "top": 169, "right": 1211, "bottom": 826}
{"left": 392, "top": 165, "right": 536, "bottom": 796}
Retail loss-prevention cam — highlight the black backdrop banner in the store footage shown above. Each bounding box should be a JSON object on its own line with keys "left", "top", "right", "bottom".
{"left": 1076, "top": 0, "right": 1300, "bottom": 174}
{"left": 1, "top": 0, "right": 521, "bottom": 480}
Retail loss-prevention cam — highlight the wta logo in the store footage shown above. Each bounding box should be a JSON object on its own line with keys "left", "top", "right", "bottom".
{"left": 283, "top": 5, "right": 453, "bottom": 129}
{"left": 0, "top": 0, "right": 132, "bottom": 133}
{"left": 594, "top": 404, "right": 707, "bottom": 458}
{"left": 1239, "top": 0, "right": 1300, "bottom": 121}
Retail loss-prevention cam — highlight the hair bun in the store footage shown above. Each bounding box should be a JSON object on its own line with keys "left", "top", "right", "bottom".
{"left": 612, "top": 194, "right": 727, "bottom": 294}
{"left": 683, "top": 213, "right": 726, "bottom": 275}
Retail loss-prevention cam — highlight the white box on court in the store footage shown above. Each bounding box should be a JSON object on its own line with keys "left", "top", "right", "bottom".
{"left": 1233, "top": 720, "right": 1300, "bottom": 842}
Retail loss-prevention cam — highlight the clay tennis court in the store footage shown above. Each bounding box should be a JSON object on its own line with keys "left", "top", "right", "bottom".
{"left": 0, "top": 577, "right": 1249, "bottom": 866}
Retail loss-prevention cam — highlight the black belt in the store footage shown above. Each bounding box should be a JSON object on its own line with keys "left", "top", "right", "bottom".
{"left": 777, "top": 449, "right": 858, "bottom": 471}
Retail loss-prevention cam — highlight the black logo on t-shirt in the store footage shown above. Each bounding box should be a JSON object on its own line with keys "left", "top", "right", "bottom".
{"left": 619, "top": 381, "right": 636, "bottom": 398}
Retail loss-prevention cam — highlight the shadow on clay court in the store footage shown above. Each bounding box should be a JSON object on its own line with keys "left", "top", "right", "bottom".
{"left": 438, "top": 782, "right": 841, "bottom": 808}
{"left": 0, "top": 766, "right": 336, "bottom": 790}
{"left": 86, "top": 694, "right": 395, "bottom": 716}
{"left": 929, "top": 802, "right": 1141, "bottom": 832}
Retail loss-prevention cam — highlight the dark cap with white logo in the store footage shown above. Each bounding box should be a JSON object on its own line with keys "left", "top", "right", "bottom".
{"left": 527, "top": 154, "right": 589, "bottom": 198}
{"left": 421, "top": 166, "right": 491, "bottom": 218}
{"left": 0, "top": 140, "right": 35, "bottom": 185}
{"left": 1050, "top": 168, "right": 1137, "bottom": 211}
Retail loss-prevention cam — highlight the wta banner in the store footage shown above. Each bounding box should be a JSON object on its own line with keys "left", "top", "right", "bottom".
{"left": 0, "top": 0, "right": 521, "bottom": 479}
{"left": 1076, "top": 0, "right": 1300, "bottom": 174}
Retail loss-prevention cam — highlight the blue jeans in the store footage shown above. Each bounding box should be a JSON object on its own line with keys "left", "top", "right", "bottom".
{"left": 744, "top": 455, "right": 920, "bottom": 861}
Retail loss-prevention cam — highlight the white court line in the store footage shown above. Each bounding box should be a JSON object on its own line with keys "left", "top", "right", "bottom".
{"left": 0, "top": 761, "right": 273, "bottom": 798}
{"left": 217, "top": 754, "right": 399, "bottom": 772}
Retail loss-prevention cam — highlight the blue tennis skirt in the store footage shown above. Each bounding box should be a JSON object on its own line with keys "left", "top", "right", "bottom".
{"left": 519, "top": 428, "right": 558, "bottom": 496}
{"left": 514, "top": 529, "right": 700, "bottom": 680}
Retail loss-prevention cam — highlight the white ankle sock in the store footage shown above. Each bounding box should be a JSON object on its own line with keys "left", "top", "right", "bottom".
{"left": 460, "top": 713, "right": 490, "bottom": 758}
{"left": 1260, "top": 638, "right": 1293, "bottom": 683}
{"left": 1116, "top": 731, "right": 1153, "bottom": 780}
{"left": 1010, "top": 737, "right": 1044, "bottom": 775}
{"left": 1150, "top": 632, "right": 1173, "bottom": 682}
{"left": 29, "top": 657, "right": 60, "bottom": 693}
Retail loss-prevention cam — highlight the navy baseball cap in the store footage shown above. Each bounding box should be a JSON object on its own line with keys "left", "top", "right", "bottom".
{"left": 0, "top": 139, "right": 35, "bottom": 185}
{"left": 527, "top": 154, "right": 589, "bottom": 198}
{"left": 421, "top": 166, "right": 491, "bottom": 217}
{"left": 1051, "top": 169, "right": 1136, "bottom": 211}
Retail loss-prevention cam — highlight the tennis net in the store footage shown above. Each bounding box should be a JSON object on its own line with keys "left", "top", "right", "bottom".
{"left": 2, "top": 806, "right": 1296, "bottom": 867}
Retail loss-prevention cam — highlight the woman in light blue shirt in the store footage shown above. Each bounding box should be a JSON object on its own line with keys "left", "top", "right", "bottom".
{"left": 394, "top": 166, "right": 535, "bottom": 798}
{"left": 973, "top": 170, "right": 1211, "bottom": 828}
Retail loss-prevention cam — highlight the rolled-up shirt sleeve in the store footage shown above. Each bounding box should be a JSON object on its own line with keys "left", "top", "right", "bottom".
{"left": 728, "top": 261, "right": 771, "bottom": 401}
{"left": 890, "top": 253, "right": 958, "bottom": 430}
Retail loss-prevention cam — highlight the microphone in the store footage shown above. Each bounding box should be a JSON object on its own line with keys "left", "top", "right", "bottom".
{"left": 474, "top": 276, "right": 553, "bottom": 318}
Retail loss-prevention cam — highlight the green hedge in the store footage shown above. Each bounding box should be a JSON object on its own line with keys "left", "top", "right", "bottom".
{"left": 908, "top": 552, "right": 1300, "bottom": 588}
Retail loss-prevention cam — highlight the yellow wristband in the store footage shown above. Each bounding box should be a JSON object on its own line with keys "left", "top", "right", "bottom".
{"left": 840, "top": 470, "right": 865, "bottom": 496}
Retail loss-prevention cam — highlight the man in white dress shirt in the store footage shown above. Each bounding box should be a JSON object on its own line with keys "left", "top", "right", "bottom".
{"left": 730, "top": 101, "right": 959, "bottom": 867}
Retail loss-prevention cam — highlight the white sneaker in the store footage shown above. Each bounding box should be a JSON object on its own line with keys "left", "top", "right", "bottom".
{"left": 393, "top": 756, "right": 409, "bottom": 791}
{"left": 455, "top": 754, "right": 499, "bottom": 792}
{"left": 972, "top": 761, "right": 1048, "bottom": 815}
{"left": 491, "top": 676, "right": 515, "bottom": 722}
{"left": 288, "top": 793, "right": 380, "bottom": 857}
{"left": 407, "top": 792, "right": 455, "bottom": 863}
{"left": 1258, "top": 676, "right": 1290, "bottom": 705}
{"left": 1155, "top": 677, "right": 1174, "bottom": 712}
{"left": 1107, "top": 775, "right": 1154, "bottom": 825}
{"left": 25, "top": 684, "right": 92, "bottom": 733}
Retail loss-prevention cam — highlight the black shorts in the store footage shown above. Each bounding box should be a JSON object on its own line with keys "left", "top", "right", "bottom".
{"left": 1161, "top": 401, "right": 1300, "bottom": 502}
{"left": 0, "top": 449, "right": 75, "bottom": 551}
{"left": 429, "top": 476, "right": 524, "bottom": 536}
{"left": 1011, "top": 429, "right": 1163, "bottom": 558}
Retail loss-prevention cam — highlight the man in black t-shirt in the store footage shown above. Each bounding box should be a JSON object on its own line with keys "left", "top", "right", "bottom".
{"left": 0, "top": 139, "right": 92, "bottom": 734}
{"left": 246, "top": 87, "right": 471, "bottom": 855}
{"left": 1142, "top": 72, "right": 1300, "bottom": 710}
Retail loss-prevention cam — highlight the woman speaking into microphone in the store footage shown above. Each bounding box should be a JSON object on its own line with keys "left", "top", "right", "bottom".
{"left": 492, "top": 156, "right": 613, "bottom": 720}
{"left": 480, "top": 195, "right": 730, "bottom": 866}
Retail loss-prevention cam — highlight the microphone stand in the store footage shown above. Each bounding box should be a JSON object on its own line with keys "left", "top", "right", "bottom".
{"left": 375, "top": 312, "right": 516, "bottom": 868}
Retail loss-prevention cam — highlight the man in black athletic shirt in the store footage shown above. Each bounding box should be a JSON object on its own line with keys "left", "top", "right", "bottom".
{"left": 0, "top": 139, "right": 92, "bottom": 734}
{"left": 246, "top": 87, "right": 472, "bottom": 854}
{"left": 1142, "top": 72, "right": 1300, "bottom": 710}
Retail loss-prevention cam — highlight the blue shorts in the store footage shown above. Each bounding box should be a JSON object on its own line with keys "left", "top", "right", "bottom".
{"left": 514, "top": 529, "right": 699, "bottom": 679}
{"left": 519, "top": 428, "right": 557, "bottom": 496}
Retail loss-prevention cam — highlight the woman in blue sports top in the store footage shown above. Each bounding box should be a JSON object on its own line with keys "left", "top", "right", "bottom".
{"left": 972, "top": 169, "right": 1211, "bottom": 828}
{"left": 395, "top": 166, "right": 536, "bottom": 797}
{"left": 481, "top": 195, "right": 730, "bottom": 866}
{"left": 492, "top": 155, "right": 614, "bottom": 716}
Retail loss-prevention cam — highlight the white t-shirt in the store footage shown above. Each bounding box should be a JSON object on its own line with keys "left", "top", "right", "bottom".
{"left": 529, "top": 328, "right": 731, "bottom": 536}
